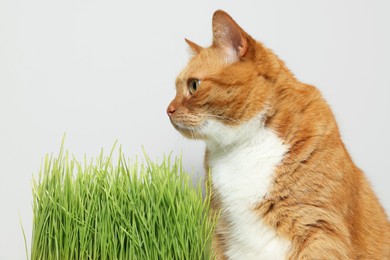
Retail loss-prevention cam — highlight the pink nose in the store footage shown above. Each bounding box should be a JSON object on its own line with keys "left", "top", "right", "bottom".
{"left": 167, "top": 105, "right": 176, "bottom": 117}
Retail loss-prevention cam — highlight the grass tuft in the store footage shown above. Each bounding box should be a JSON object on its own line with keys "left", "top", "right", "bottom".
{"left": 30, "top": 143, "right": 217, "bottom": 259}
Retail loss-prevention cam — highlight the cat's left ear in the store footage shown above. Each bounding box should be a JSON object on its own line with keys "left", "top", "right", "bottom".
{"left": 185, "top": 38, "right": 203, "bottom": 54}
{"left": 212, "top": 10, "right": 249, "bottom": 58}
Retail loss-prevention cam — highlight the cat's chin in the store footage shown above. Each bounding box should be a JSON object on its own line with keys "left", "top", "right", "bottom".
{"left": 180, "top": 130, "right": 205, "bottom": 140}
{"left": 170, "top": 121, "right": 206, "bottom": 140}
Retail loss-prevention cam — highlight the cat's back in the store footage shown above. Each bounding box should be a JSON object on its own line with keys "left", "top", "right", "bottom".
{"left": 347, "top": 167, "right": 390, "bottom": 258}
{"left": 264, "top": 81, "right": 390, "bottom": 259}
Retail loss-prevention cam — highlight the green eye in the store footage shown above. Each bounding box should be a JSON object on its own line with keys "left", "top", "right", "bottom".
{"left": 188, "top": 79, "right": 200, "bottom": 95}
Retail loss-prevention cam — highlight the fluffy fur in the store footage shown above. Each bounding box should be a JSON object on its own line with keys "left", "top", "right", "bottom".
{"left": 167, "top": 10, "right": 390, "bottom": 259}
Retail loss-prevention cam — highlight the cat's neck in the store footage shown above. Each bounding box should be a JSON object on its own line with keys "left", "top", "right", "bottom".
{"left": 204, "top": 111, "right": 287, "bottom": 158}
{"left": 204, "top": 113, "right": 259, "bottom": 151}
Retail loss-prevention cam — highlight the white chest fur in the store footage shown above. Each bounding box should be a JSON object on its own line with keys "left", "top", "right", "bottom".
{"left": 205, "top": 117, "right": 291, "bottom": 260}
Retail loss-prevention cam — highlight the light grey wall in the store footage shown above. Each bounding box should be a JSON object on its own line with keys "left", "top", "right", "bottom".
{"left": 1, "top": 1, "right": 389, "bottom": 258}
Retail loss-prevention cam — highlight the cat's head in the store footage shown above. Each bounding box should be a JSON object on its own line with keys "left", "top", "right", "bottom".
{"left": 167, "top": 10, "right": 283, "bottom": 147}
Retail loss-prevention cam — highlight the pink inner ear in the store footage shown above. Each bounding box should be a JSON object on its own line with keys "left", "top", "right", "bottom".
{"left": 185, "top": 38, "right": 203, "bottom": 54}
{"left": 212, "top": 10, "right": 248, "bottom": 57}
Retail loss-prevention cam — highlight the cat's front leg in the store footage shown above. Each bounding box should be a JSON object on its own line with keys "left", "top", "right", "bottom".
{"left": 211, "top": 218, "right": 228, "bottom": 260}
{"left": 212, "top": 231, "right": 227, "bottom": 260}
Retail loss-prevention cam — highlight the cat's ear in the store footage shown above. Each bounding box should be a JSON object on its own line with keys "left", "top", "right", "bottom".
{"left": 212, "top": 10, "right": 248, "bottom": 58}
{"left": 185, "top": 38, "right": 203, "bottom": 54}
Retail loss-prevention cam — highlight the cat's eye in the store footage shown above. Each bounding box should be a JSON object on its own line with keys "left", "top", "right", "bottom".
{"left": 188, "top": 79, "right": 200, "bottom": 95}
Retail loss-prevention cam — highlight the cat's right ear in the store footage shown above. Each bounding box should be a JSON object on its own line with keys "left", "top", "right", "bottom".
{"left": 185, "top": 38, "right": 203, "bottom": 54}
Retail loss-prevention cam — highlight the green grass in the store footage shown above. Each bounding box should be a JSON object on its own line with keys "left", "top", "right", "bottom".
{"left": 30, "top": 143, "right": 217, "bottom": 259}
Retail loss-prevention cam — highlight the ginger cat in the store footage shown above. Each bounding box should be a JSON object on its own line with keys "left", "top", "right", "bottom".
{"left": 167, "top": 10, "right": 389, "bottom": 259}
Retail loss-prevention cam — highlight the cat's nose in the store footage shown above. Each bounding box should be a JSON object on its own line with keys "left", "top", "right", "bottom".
{"left": 167, "top": 105, "right": 176, "bottom": 117}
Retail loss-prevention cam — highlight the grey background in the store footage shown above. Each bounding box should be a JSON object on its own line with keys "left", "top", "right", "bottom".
{"left": 1, "top": 1, "right": 389, "bottom": 258}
